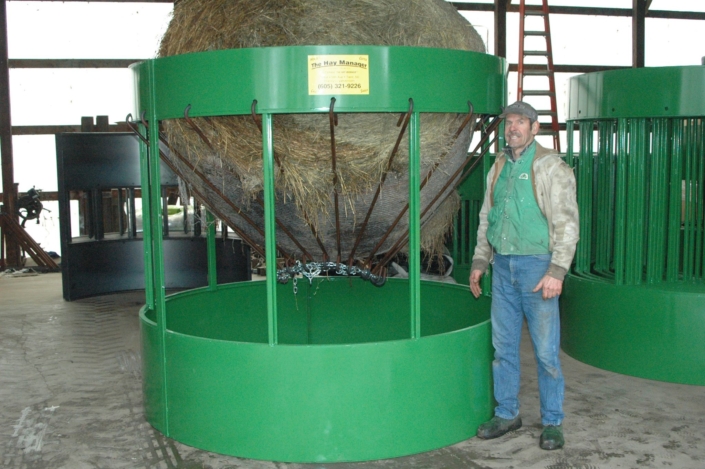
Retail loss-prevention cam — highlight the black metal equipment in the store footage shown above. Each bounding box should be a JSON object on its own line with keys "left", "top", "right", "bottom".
{"left": 17, "top": 187, "right": 45, "bottom": 227}
{"left": 56, "top": 132, "right": 251, "bottom": 301}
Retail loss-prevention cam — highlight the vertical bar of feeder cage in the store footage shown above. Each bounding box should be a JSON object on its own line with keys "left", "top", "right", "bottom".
{"left": 627, "top": 118, "right": 647, "bottom": 285}
{"left": 613, "top": 118, "right": 628, "bottom": 285}
{"left": 595, "top": 121, "right": 611, "bottom": 276}
{"left": 694, "top": 118, "right": 704, "bottom": 280}
{"left": 575, "top": 120, "right": 593, "bottom": 276}
{"left": 607, "top": 120, "right": 617, "bottom": 277}
{"left": 452, "top": 203, "right": 459, "bottom": 266}
{"left": 646, "top": 118, "right": 668, "bottom": 283}
{"left": 409, "top": 110, "right": 421, "bottom": 339}
{"left": 206, "top": 209, "right": 217, "bottom": 291}
{"left": 565, "top": 120, "right": 575, "bottom": 167}
{"left": 145, "top": 60, "right": 169, "bottom": 433}
{"left": 262, "top": 112, "right": 278, "bottom": 345}
{"left": 138, "top": 121, "right": 155, "bottom": 309}
{"left": 460, "top": 197, "right": 467, "bottom": 266}
{"left": 683, "top": 119, "right": 694, "bottom": 281}
{"left": 687, "top": 117, "right": 701, "bottom": 280}
{"left": 666, "top": 119, "right": 683, "bottom": 282}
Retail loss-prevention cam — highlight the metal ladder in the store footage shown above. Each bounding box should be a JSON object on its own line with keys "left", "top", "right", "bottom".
{"left": 517, "top": 0, "right": 560, "bottom": 152}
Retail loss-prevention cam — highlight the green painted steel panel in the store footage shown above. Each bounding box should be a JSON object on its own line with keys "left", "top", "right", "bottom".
{"left": 131, "top": 46, "right": 506, "bottom": 117}
{"left": 140, "top": 279, "right": 493, "bottom": 462}
{"left": 567, "top": 66, "right": 705, "bottom": 120}
{"left": 561, "top": 275, "right": 705, "bottom": 386}
{"left": 140, "top": 305, "right": 166, "bottom": 433}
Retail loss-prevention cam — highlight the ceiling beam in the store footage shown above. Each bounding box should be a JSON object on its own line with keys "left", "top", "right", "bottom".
{"left": 9, "top": 59, "right": 142, "bottom": 68}
{"left": 451, "top": 3, "right": 705, "bottom": 20}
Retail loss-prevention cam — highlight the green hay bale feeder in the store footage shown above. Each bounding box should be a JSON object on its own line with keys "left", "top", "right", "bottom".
{"left": 132, "top": 46, "right": 506, "bottom": 462}
{"left": 563, "top": 66, "right": 705, "bottom": 386}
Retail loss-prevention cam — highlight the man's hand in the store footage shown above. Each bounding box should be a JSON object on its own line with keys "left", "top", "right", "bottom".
{"left": 533, "top": 275, "right": 563, "bottom": 300}
{"left": 469, "top": 270, "right": 483, "bottom": 298}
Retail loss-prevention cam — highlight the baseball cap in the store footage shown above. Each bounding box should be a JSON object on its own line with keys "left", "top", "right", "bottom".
{"left": 499, "top": 101, "right": 538, "bottom": 123}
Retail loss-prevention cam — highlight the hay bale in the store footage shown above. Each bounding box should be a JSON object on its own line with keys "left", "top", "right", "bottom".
{"left": 159, "top": 0, "right": 485, "bottom": 264}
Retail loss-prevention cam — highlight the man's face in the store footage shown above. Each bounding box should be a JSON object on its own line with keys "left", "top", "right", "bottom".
{"left": 504, "top": 113, "right": 539, "bottom": 153}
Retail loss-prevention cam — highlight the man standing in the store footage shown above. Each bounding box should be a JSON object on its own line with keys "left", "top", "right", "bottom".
{"left": 469, "top": 101, "right": 579, "bottom": 450}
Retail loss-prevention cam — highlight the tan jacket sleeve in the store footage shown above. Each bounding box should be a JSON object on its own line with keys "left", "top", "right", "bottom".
{"left": 542, "top": 158, "right": 580, "bottom": 280}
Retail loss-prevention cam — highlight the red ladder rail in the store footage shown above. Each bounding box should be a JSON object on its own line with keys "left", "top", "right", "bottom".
{"left": 517, "top": 0, "right": 561, "bottom": 152}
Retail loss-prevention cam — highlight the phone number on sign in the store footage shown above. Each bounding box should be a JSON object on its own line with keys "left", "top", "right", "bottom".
{"left": 318, "top": 83, "right": 362, "bottom": 89}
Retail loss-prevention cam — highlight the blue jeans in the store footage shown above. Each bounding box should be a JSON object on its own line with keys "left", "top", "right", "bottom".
{"left": 490, "top": 253, "right": 564, "bottom": 426}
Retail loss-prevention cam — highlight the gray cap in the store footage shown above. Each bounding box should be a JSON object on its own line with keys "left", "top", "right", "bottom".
{"left": 500, "top": 101, "right": 538, "bottom": 123}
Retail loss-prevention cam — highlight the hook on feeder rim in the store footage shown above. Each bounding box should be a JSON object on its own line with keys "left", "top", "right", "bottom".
{"left": 183, "top": 104, "right": 216, "bottom": 151}
{"left": 125, "top": 114, "right": 149, "bottom": 144}
{"left": 251, "top": 100, "right": 262, "bottom": 129}
{"left": 453, "top": 101, "right": 475, "bottom": 139}
{"left": 329, "top": 97, "right": 338, "bottom": 126}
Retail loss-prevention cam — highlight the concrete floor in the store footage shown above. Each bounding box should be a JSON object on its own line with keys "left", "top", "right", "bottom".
{"left": 1, "top": 272, "right": 703, "bottom": 469}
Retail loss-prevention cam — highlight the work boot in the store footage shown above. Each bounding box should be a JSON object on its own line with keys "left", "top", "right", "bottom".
{"left": 539, "top": 424, "right": 564, "bottom": 450}
{"left": 476, "top": 415, "right": 522, "bottom": 439}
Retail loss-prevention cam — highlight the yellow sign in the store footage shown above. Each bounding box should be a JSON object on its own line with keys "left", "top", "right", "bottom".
{"left": 308, "top": 55, "right": 369, "bottom": 95}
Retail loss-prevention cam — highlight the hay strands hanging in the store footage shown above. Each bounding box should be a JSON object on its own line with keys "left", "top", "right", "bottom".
{"left": 371, "top": 114, "right": 502, "bottom": 275}
{"left": 249, "top": 101, "right": 332, "bottom": 261}
{"left": 125, "top": 113, "right": 271, "bottom": 259}
{"left": 182, "top": 105, "right": 316, "bottom": 262}
{"left": 347, "top": 99, "right": 414, "bottom": 263}
{"left": 364, "top": 101, "right": 478, "bottom": 266}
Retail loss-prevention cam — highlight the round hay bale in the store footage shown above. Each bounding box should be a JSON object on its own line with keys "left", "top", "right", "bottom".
{"left": 159, "top": 0, "right": 485, "bottom": 264}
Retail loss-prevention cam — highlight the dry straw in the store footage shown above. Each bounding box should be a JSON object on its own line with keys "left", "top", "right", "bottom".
{"left": 159, "top": 0, "right": 485, "bottom": 264}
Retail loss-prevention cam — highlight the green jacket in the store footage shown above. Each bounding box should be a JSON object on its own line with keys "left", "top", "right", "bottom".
{"left": 471, "top": 141, "right": 580, "bottom": 281}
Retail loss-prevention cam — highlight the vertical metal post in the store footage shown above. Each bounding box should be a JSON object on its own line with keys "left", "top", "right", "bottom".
{"left": 632, "top": 0, "right": 646, "bottom": 68}
{"left": 574, "top": 120, "right": 593, "bottom": 275}
{"left": 646, "top": 118, "right": 669, "bottom": 283}
{"left": 117, "top": 188, "right": 125, "bottom": 235}
{"left": 262, "top": 113, "right": 278, "bottom": 346}
{"left": 459, "top": 200, "right": 467, "bottom": 265}
{"left": 625, "top": 118, "right": 647, "bottom": 285}
{"left": 613, "top": 118, "right": 628, "bottom": 285}
{"left": 128, "top": 187, "right": 137, "bottom": 238}
{"left": 666, "top": 119, "right": 683, "bottom": 281}
{"left": 141, "top": 60, "right": 169, "bottom": 433}
{"left": 139, "top": 126, "right": 155, "bottom": 308}
{"left": 409, "top": 110, "right": 421, "bottom": 339}
{"left": 682, "top": 119, "right": 693, "bottom": 281}
{"left": 0, "top": 0, "right": 20, "bottom": 267}
{"left": 594, "top": 120, "right": 615, "bottom": 277}
{"left": 206, "top": 209, "right": 217, "bottom": 291}
{"left": 494, "top": 0, "right": 507, "bottom": 58}
{"left": 695, "top": 118, "right": 704, "bottom": 280}
{"left": 452, "top": 206, "right": 459, "bottom": 267}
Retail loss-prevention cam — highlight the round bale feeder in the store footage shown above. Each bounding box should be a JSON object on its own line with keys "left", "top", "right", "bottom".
{"left": 131, "top": 45, "right": 506, "bottom": 462}
{"left": 563, "top": 66, "right": 705, "bottom": 386}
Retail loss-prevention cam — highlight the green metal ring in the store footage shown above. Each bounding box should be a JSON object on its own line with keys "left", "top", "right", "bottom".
{"left": 567, "top": 66, "right": 705, "bottom": 120}
{"left": 132, "top": 45, "right": 507, "bottom": 116}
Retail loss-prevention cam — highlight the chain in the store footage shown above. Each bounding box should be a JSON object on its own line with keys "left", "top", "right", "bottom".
{"left": 277, "top": 260, "right": 386, "bottom": 287}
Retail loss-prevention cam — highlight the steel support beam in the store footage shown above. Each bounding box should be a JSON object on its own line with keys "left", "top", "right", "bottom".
{"left": 494, "top": 0, "right": 507, "bottom": 57}
{"left": 8, "top": 58, "right": 141, "bottom": 68}
{"left": 633, "top": 0, "right": 646, "bottom": 68}
{"left": 0, "top": 0, "right": 20, "bottom": 267}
